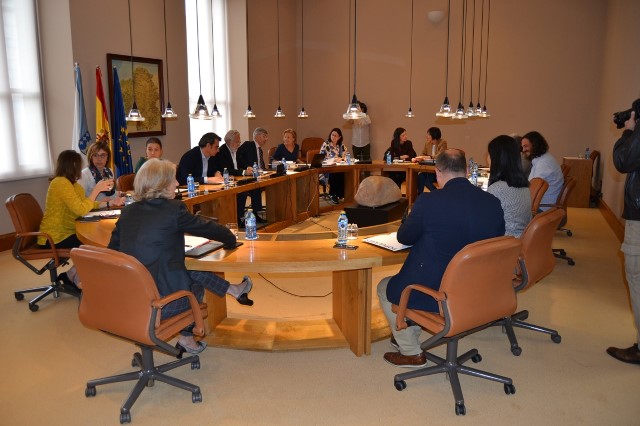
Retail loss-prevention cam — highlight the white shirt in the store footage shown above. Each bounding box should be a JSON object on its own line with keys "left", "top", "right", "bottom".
{"left": 351, "top": 116, "right": 371, "bottom": 148}
{"left": 530, "top": 152, "right": 563, "bottom": 209}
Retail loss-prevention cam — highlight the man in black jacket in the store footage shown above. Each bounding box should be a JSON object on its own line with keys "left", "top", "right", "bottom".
{"left": 176, "top": 132, "right": 224, "bottom": 185}
{"left": 236, "top": 127, "right": 269, "bottom": 224}
{"left": 610, "top": 108, "right": 640, "bottom": 365}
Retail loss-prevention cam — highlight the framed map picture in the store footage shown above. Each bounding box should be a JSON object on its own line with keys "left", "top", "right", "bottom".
{"left": 107, "top": 53, "right": 166, "bottom": 137}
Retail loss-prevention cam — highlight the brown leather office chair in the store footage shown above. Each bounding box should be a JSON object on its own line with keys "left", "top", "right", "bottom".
{"left": 495, "top": 208, "right": 565, "bottom": 356}
{"left": 391, "top": 236, "right": 522, "bottom": 416}
{"left": 540, "top": 176, "right": 576, "bottom": 265}
{"left": 307, "top": 149, "right": 327, "bottom": 195}
{"left": 267, "top": 146, "right": 277, "bottom": 166}
{"left": 560, "top": 163, "right": 570, "bottom": 180}
{"left": 116, "top": 173, "right": 135, "bottom": 193}
{"left": 529, "top": 177, "right": 548, "bottom": 215}
{"left": 300, "top": 137, "right": 324, "bottom": 161}
{"left": 5, "top": 193, "right": 77, "bottom": 312}
{"left": 71, "top": 245, "right": 208, "bottom": 424}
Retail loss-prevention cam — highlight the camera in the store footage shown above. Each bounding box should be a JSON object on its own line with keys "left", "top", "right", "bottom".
{"left": 613, "top": 98, "right": 640, "bottom": 129}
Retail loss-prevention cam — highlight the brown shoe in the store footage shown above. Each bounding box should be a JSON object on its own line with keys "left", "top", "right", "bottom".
{"left": 606, "top": 344, "right": 640, "bottom": 365}
{"left": 383, "top": 351, "right": 427, "bottom": 368}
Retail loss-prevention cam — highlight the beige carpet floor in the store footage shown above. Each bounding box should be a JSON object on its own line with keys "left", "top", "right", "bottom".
{"left": 1, "top": 207, "right": 639, "bottom": 425}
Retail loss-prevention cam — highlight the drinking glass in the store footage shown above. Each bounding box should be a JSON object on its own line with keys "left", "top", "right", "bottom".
{"left": 226, "top": 223, "right": 239, "bottom": 240}
{"left": 347, "top": 223, "right": 358, "bottom": 240}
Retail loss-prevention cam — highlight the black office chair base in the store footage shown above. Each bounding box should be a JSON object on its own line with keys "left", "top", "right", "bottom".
{"left": 13, "top": 262, "right": 78, "bottom": 312}
{"left": 553, "top": 248, "right": 575, "bottom": 265}
{"left": 393, "top": 339, "right": 515, "bottom": 416}
{"left": 85, "top": 344, "right": 202, "bottom": 424}
{"left": 498, "top": 309, "right": 562, "bottom": 356}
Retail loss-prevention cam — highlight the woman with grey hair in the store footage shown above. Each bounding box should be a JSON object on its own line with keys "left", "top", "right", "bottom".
{"left": 108, "top": 159, "right": 254, "bottom": 355}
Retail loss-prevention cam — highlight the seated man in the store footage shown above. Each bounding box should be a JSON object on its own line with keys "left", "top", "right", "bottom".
{"left": 176, "top": 132, "right": 224, "bottom": 185}
{"left": 377, "top": 149, "right": 505, "bottom": 367}
{"left": 521, "top": 131, "right": 563, "bottom": 210}
{"left": 236, "top": 127, "right": 269, "bottom": 224}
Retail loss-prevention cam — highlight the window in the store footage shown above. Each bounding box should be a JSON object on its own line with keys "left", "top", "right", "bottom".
{"left": 0, "top": 0, "right": 50, "bottom": 181}
{"left": 185, "top": 0, "right": 230, "bottom": 147}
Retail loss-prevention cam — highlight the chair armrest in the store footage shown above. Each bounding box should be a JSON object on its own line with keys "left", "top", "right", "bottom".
{"left": 15, "top": 231, "right": 64, "bottom": 266}
{"left": 395, "top": 284, "right": 445, "bottom": 331}
{"left": 153, "top": 290, "right": 205, "bottom": 336}
{"left": 513, "top": 257, "right": 528, "bottom": 292}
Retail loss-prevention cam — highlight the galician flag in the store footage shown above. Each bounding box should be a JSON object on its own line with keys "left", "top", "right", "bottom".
{"left": 72, "top": 63, "right": 91, "bottom": 155}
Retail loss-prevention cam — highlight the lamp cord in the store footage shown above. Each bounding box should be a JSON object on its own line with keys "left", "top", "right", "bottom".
{"left": 245, "top": 2, "right": 251, "bottom": 109}
{"left": 483, "top": 0, "right": 491, "bottom": 107}
{"left": 353, "top": 0, "right": 358, "bottom": 100}
{"left": 127, "top": 0, "right": 136, "bottom": 102}
{"left": 347, "top": 0, "right": 351, "bottom": 102}
{"left": 162, "top": 0, "right": 171, "bottom": 104}
{"left": 469, "top": 0, "right": 476, "bottom": 105}
{"left": 477, "top": 0, "right": 485, "bottom": 106}
{"left": 444, "top": 0, "right": 451, "bottom": 99}
{"left": 276, "top": 0, "right": 281, "bottom": 108}
{"left": 408, "top": 0, "right": 414, "bottom": 108}
{"left": 458, "top": 0, "right": 467, "bottom": 105}
{"left": 210, "top": 0, "right": 217, "bottom": 105}
{"left": 300, "top": 0, "right": 304, "bottom": 108}
{"left": 195, "top": 0, "right": 203, "bottom": 95}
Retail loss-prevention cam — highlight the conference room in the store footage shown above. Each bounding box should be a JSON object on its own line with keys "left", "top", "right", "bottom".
{"left": 1, "top": 0, "right": 639, "bottom": 424}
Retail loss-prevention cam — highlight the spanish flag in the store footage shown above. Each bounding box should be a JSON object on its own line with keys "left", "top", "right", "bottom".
{"left": 95, "top": 66, "right": 112, "bottom": 169}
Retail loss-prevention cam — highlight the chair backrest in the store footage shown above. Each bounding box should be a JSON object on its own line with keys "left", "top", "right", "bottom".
{"left": 117, "top": 173, "right": 136, "bottom": 193}
{"left": 6, "top": 193, "right": 44, "bottom": 250}
{"left": 590, "top": 150, "right": 601, "bottom": 191}
{"left": 71, "top": 245, "right": 162, "bottom": 346}
{"left": 518, "top": 208, "right": 565, "bottom": 291}
{"left": 300, "top": 137, "right": 324, "bottom": 160}
{"left": 267, "top": 146, "right": 277, "bottom": 165}
{"left": 437, "top": 236, "right": 522, "bottom": 336}
{"left": 529, "top": 178, "right": 548, "bottom": 214}
{"left": 560, "top": 163, "right": 571, "bottom": 180}
{"left": 307, "top": 149, "right": 321, "bottom": 164}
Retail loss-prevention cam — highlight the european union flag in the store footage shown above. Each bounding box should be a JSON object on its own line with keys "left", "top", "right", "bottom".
{"left": 111, "top": 67, "right": 133, "bottom": 177}
{"left": 72, "top": 64, "right": 91, "bottom": 154}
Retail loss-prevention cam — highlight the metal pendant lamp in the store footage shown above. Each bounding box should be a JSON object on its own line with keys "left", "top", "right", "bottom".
{"left": 274, "top": 0, "right": 285, "bottom": 118}
{"left": 126, "top": 0, "right": 145, "bottom": 122}
{"left": 297, "top": 0, "right": 308, "bottom": 118}
{"left": 466, "top": 0, "right": 478, "bottom": 117}
{"left": 209, "top": 0, "right": 221, "bottom": 118}
{"left": 189, "top": 0, "right": 212, "bottom": 120}
{"left": 161, "top": 0, "right": 177, "bottom": 119}
{"left": 243, "top": 2, "right": 255, "bottom": 118}
{"left": 343, "top": 0, "right": 367, "bottom": 120}
{"left": 436, "top": 0, "right": 453, "bottom": 117}
{"left": 451, "top": 0, "right": 468, "bottom": 120}
{"left": 479, "top": 0, "right": 491, "bottom": 118}
{"left": 405, "top": 0, "right": 415, "bottom": 118}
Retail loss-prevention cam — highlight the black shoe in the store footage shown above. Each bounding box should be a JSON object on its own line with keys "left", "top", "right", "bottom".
{"left": 236, "top": 276, "right": 254, "bottom": 306}
{"left": 606, "top": 344, "right": 640, "bottom": 365}
{"left": 176, "top": 340, "right": 208, "bottom": 355}
{"left": 58, "top": 272, "right": 82, "bottom": 297}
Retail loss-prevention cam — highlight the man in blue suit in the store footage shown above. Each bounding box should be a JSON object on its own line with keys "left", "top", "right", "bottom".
{"left": 176, "top": 132, "right": 224, "bottom": 185}
{"left": 235, "top": 127, "right": 269, "bottom": 224}
{"left": 377, "top": 149, "right": 505, "bottom": 368}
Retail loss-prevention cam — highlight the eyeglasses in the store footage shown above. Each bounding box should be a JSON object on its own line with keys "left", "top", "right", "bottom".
{"left": 92, "top": 153, "right": 108, "bottom": 159}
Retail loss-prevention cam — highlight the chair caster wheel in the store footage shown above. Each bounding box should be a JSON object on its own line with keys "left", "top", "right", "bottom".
{"left": 191, "top": 360, "right": 200, "bottom": 370}
{"left": 471, "top": 354, "right": 482, "bottom": 363}
{"left": 511, "top": 346, "right": 522, "bottom": 356}
{"left": 29, "top": 303, "right": 39, "bottom": 312}
{"left": 15, "top": 292, "right": 24, "bottom": 301}
{"left": 567, "top": 230, "right": 573, "bottom": 237}
{"left": 455, "top": 403, "right": 466, "bottom": 415}
{"left": 85, "top": 386, "right": 96, "bottom": 397}
{"left": 568, "top": 259, "right": 575, "bottom": 266}
{"left": 192, "top": 391, "right": 203, "bottom": 403}
{"left": 120, "top": 411, "right": 131, "bottom": 424}
{"left": 394, "top": 380, "right": 407, "bottom": 391}
{"left": 551, "top": 334, "right": 562, "bottom": 343}
{"left": 504, "top": 383, "right": 516, "bottom": 395}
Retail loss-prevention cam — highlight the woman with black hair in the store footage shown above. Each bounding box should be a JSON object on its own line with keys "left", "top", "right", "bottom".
{"left": 487, "top": 135, "right": 531, "bottom": 237}
{"left": 320, "top": 128, "right": 346, "bottom": 204}
{"left": 385, "top": 127, "right": 416, "bottom": 188}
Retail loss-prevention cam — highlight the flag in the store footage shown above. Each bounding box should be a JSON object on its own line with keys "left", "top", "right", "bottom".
{"left": 72, "top": 64, "right": 91, "bottom": 154}
{"left": 95, "top": 66, "right": 112, "bottom": 169}
{"left": 111, "top": 67, "right": 133, "bottom": 177}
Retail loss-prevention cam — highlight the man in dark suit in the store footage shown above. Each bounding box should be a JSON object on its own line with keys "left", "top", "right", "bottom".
{"left": 236, "top": 127, "right": 269, "bottom": 224}
{"left": 377, "top": 149, "right": 505, "bottom": 368}
{"left": 176, "top": 132, "right": 224, "bottom": 185}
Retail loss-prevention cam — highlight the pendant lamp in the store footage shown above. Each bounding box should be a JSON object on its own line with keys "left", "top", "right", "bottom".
{"left": 405, "top": 0, "right": 415, "bottom": 118}
{"left": 297, "top": 0, "right": 308, "bottom": 118}
{"left": 466, "top": 0, "right": 478, "bottom": 117}
{"left": 479, "top": 0, "right": 491, "bottom": 118}
{"left": 209, "top": 0, "right": 221, "bottom": 118}
{"left": 161, "top": 0, "right": 177, "bottom": 119}
{"left": 274, "top": 0, "right": 285, "bottom": 118}
{"left": 243, "top": 3, "right": 255, "bottom": 118}
{"left": 436, "top": 0, "right": 452, "bottom": 117}
{"left": 343, "top": 0, "right": 367, "bottom": 120}
{"left": 189, "top": 0, "right": 212, "bottom": 120}
{"left": 451, "top": 0, "right": 468, "bottom": 120}
{"left": 126, "top": 0, "right": 145, "bottom": 122}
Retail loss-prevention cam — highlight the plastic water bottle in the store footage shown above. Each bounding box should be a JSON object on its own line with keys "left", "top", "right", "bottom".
{"left": 471, "top": 163, "right": 478, "bottom": 187}
{"left": 252, "top": 162, "right": 259, "bottom": 179}
{"left": 386, "top": 151, "right": 392, "bottom": 165}
{"left": 282, "top": 157, "right": 288, "bottom": 171}
{"left": 125, "top": 194, "right": 134, "bottom": 205}
{"left": 223, "top": 168, "right": 229, "bottom": 188}
{"left": 337, "top": 211, "right": 348, "bottom": 245}
{"left": 345, "top": 152, "right": 351, "bottom": 165}
{"left": 245, "top": 209, "right": 258, "bottom": 240}
{"left": 187, "top": 174, "right": 195, "bottom": 197}
{"left": 467, "top": 157, "right": 474, "bottom": 177}
{"left": 585, "top": 147, "right": 590, "bottom": 160}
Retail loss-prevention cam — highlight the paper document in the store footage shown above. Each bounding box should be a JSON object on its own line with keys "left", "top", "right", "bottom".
{"left": 184, "top": 235, "right": 211, "bottom": 252}
{"left": 82, "top": 210, "right": 121, "bottom": 219}
{"left": 363, "top": 232, "right": 412, "bottom": 252}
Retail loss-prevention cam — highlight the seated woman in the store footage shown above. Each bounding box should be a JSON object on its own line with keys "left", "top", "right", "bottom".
{"left": 412, "top": 127, "right": 447, "bottom": 193}
{"left": 39, "top": 150, "right": 120, "bottom": 293}
{"left": 487, "top": 135, "right": 531, "bottom": 237}
{"left": 385, "top": 127, "right": 416, "bottom": 188}
{"left": 107, "top": 159, "right": 254, "bottom": 355}
{"left": 320, "top": 128, "right": 346, "bottom": 205}
{"left": 273, "top": 128, "right": 300, "bottom": 163}
{"left": 134, "top": 137, "right": 163, "bottom": 173}
{"left": 78, "top": 141, "right": 125, "bottom": 204}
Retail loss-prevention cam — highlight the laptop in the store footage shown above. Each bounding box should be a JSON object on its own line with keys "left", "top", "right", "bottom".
{"left": 356, "top": 153, "right": 372, "bottom": 164}
{"left": 309, "top": 153, "right": 326, "bottom": 168}
{"left": 418, "top": 159, "right": 436, "bottom": 166}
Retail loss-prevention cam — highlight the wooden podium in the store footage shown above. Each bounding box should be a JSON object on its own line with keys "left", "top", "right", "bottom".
{"left": 562, "top": 157, "right": 592, "bottom": 207}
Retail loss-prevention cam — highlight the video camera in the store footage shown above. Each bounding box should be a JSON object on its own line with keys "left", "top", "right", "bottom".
{"left": 613, "top": 98, "right": 640, "bottom": 129}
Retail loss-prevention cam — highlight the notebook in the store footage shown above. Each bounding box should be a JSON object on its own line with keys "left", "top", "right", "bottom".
{"left": 363, "top": 232, "right": 412, "bottom": 252}
{"left": 184, "top": 236, "right": 225, "bottom": 258}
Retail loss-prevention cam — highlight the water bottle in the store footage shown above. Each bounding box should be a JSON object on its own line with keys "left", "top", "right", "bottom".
{"left": 223, "top": 168, "right": 230, "bottom": 188}
{"left": 386, "top": 151, "right": 392, "bottom": 165}
{"left": 467, "top": 157, "right": 474, "bottom": 177}
{"left": 245, "top": 209, "right": 258, "bottom": 240}
{"left": 252, "top": 162, "right": 259, "bottom": 179}
{"left": 585, "top": 147, "right": 590, "bottom": 160}
{"left": 337, "top": 211, "right": 348, "bottom": 245}
{"left": 125, "top": 193, "right": 134, "bottom": 205}
{"left": 282, "top": 157, "right": 287, "bottom": 171}
{"left": 471, "top": 163, "right": 478, "bottom": 187}
{"left": 187, "top": 174, "right": 195, "bottom": 197}
{"left": 345, "top": 152, "right": 351, "bottom": 165}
